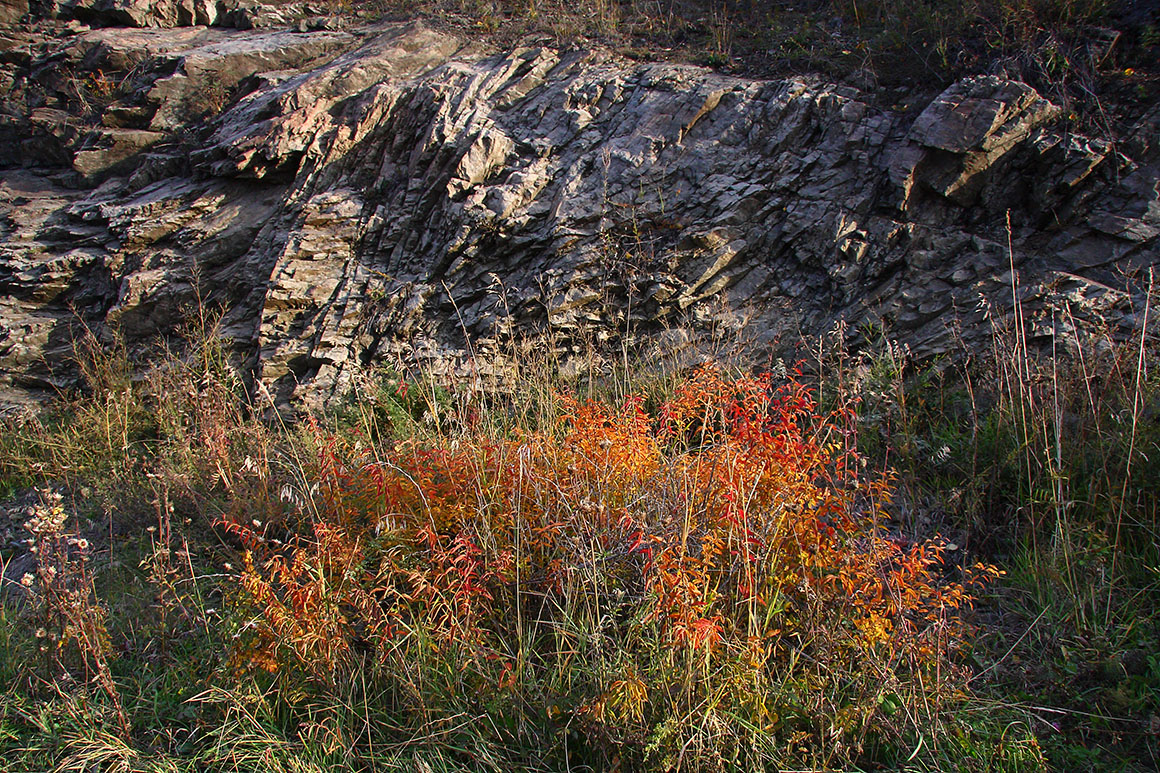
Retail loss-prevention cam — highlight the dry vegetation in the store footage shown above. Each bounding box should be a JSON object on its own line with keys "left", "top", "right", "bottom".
{"left": 0, "top": 273, "right": 1157, "bottom": 771}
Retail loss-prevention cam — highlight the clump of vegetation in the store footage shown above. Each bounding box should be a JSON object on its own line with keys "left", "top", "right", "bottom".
{"left": 0, "top": 298, "right": 1156, "bottom": 770}
{"left": 227, "top": 365, "right": 999, "bottom": 769}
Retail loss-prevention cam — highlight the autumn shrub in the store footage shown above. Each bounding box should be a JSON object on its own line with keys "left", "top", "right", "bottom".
{"left": 229, "top": 365, "right": 999, "bottom": 770}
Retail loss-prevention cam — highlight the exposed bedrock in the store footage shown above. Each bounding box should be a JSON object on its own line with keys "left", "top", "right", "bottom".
{"left": 1, "top": 18, "right": 1157, "bottom": 407}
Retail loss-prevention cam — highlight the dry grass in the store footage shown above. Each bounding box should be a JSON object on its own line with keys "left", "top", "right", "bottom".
{"left": 0, "top": 301, "right": 1155, "bottom": 770}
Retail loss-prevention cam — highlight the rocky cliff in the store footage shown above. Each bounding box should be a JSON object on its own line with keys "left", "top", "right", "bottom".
{"left": 1, "top": 5, "right": 1157, "bottom": 407}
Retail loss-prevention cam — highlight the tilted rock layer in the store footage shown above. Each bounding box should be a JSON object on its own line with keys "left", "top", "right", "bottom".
{"left": 1, "top": 14, "right": 1158, "bottom": 407}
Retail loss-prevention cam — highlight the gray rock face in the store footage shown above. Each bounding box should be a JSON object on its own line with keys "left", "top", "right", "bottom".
{"left": 0, "top": 0, "right": 28, "bottom": 26}
{"left": 1, "top": 18, "right": 1157, "bottom": 408}
{"left": 68, "top": 0, "right": 313, "bottom": 29}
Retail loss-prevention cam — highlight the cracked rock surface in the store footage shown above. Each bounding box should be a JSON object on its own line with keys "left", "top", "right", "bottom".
{"left": 1, "top": 11, "right": 1157, "bottom": 407}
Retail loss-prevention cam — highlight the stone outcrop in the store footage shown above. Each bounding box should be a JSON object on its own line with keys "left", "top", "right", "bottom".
{"left": 1, "top": 12, "right": 1157, "bottom": 408}
{"left": 0, "top": 0, "right": 27, "bottom": 26}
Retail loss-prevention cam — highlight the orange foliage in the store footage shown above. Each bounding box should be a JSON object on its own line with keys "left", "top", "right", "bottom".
{"left": 230, "top": 366, "right": 998, "bottom": 697}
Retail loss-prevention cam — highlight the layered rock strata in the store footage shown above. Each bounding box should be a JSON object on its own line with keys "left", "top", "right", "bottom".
{"left": 1, "top": 13, "right": 1157, "bottom": 407}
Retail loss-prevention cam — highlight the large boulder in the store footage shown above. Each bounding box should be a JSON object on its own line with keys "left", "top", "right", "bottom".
{"left": 890, "top": 76, "right": 1061, "bottom": 207}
